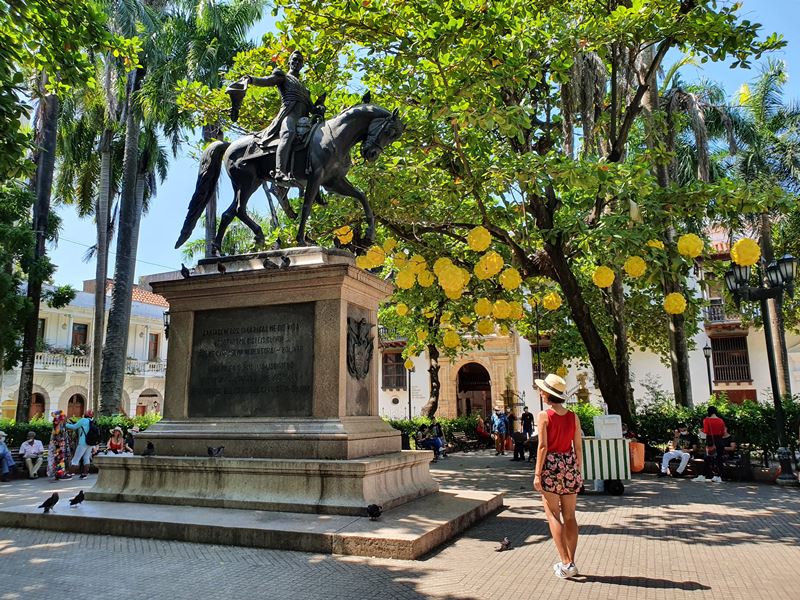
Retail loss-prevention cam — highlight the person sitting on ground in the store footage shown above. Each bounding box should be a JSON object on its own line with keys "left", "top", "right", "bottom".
{"left": 0, "top": 431, "right": 16, "bottom": 482}
{"left": 20, "top": 431, "right": 45, "bottom": 479}
{"left": 415, "top": 425, "right": 442, "bottom": 461}
{"left": 107, "top": 426, "right": 133, "bottom": 454}
{"left": 659, "top": 424, "right": 696, "bottom": 478}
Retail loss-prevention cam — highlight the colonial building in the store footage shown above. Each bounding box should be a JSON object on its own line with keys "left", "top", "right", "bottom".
{"left": 0, "top": 280, "right": 169, "bottom": 420}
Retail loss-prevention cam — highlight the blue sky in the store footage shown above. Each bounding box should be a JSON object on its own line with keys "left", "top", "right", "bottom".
{"left": 48, "top": 0, "right": 800, "bottom": 288}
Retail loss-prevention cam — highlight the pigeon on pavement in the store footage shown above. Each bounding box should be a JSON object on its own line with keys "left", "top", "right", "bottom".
{"left": 69, "top": 490, "right": 85, "bottom": 507}
{"left": 207, "top": 446, "right": 224, "bottom": 458}
{"left": 217, "top": 262, "right": 227, "bottom": 274}
{"left": 38, "top": 493, "right": 59, "bottom": 514}
{"left": 496, "top": 537, "right": 511, "bottom": 552}
{"left": 366, "top": 504, "right": 382, "bottom": 521}
{"left": 180, "top": 263, "right": 191, "bottom": 278}
{"left": 141, "top": 442, "right": 156, "bottom": 457}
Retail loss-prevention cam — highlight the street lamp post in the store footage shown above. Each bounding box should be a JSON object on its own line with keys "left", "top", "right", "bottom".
{"left": 702, "top": 342, "right": 713, "bottom": 396}
{"left": 407, "top": 365, "right": 414, "bottom": 420}
{"left": 724, "top": 253, "right": 797, "bottom": 485}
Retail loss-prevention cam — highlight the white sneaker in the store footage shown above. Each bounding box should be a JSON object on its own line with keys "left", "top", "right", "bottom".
{"left": 692, "top": 475, "right": 707, "bottom": 482}
{"left": 565, "top": 563, "right": 579, "bottom": 577}
{"left": 553, "top": 563, "right": 569, "bottom": 579}
{"left": 712, "top": 476, "right": 722, "bottom": 483}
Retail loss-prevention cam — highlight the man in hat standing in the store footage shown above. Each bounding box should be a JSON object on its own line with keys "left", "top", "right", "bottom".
{"left": 19, "top": 431, "right": 45, "bottom": 479}
{"left": 491, "top": 405, "right": 509, "bottom": 456}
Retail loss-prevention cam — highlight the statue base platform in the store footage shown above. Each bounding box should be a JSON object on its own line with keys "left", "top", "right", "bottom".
{"left": 87, "top": 451, "right": 438, "bottom": 516}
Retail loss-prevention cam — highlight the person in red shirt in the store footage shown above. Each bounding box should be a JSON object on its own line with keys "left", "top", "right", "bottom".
{"left": 694, "top": 406, "right": 726, "bottom": 483}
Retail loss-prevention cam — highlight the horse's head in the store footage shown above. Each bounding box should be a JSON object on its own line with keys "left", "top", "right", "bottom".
{"left": 361, "top": 108, "right": 405, "bottom": 161}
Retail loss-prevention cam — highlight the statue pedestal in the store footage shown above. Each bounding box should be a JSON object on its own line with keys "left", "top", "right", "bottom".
{"left": 88, "top": 247, "right": 438, "bottom": 514}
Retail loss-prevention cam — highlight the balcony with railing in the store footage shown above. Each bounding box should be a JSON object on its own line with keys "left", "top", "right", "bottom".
{"left": 704, "top": 299, "right": 740, "bottom": 324}
{"left": 33, "top": 352, "right": 166, "bottom": 377}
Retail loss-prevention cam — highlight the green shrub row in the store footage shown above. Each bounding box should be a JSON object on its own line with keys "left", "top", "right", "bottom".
{"left": 0, "top": 414, "right": 162, "bottom": 447}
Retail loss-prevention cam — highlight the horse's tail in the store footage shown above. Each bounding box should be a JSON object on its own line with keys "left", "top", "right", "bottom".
{"left": 174, "top": 140, "right": 231, "bottom": 249}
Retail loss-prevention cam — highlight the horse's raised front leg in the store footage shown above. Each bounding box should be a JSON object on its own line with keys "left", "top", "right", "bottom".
{"left": 297, "top": 176, "right": 321, "bottom": 247}
{"left": 324, "top": 177, "right": 374, "bottom": 244}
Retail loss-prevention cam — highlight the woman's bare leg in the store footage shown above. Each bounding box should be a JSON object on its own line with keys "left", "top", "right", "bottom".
{"left": 541, "top": 491, "right": 570, "bottom": 563}
{"left": 559, "top": 493, "right": 579, "bottom": 564}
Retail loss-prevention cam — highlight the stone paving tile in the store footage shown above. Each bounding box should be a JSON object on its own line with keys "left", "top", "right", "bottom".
{"left": 1, "top": 451, "right": 799, "bottom": 600}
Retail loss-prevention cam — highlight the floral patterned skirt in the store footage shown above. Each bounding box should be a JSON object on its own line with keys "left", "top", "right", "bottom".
{"left": 540, "top": 450, "right": 583, "bottom": 495}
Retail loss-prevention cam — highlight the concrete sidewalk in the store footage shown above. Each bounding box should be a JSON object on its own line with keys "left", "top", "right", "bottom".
{"left": 2, "top": 450, "right": 799, "bottom": 600}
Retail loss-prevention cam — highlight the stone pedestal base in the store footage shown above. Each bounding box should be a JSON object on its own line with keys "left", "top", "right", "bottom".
{"left": 87, "top": 451, "right": 438, "bottom": 516}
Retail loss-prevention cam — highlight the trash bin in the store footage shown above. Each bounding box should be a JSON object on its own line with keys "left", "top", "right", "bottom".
{"left": 400, "top": 431, "right": 410, "bottom": 450}
{"left": 629, "top": 441, "right": 645, "bottom": 473}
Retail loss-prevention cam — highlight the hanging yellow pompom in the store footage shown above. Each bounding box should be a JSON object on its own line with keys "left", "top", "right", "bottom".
{"left": 417, "top": 269, "right": 435, "bottom": 287}
{"left": 646, "top": 239, "right": 665, "bottom": 250}
{"left": 499, "top": 267, "right": 522, "bottom": 290}
{"left": 441, "top": 311, "right": 452, "bottom": 323}
{"left": 395, "top": 303, "right": 409, "bottom": 317}
{"left": 355, "top": 255, "right": 372, "bottom": 270}
{"left": 404, "top": 358, "right": 414, "bottom": 370}
{"left": 623, "top": 256, "right": 647, "bottom": 278}
{"left": 438, "top": 264, "right": 465, "bottom": 292}
{"left": 476, "top": 318, "right": 495, "bottom": 335}
{"left": 409, "top": 254, "right": 427, "bottom": 274}
{"left": 460, "top": 315, "right": 473, "bottom": 325}
{"left": 509, "top": 301, "right": 525, "bottom": 320}
{"left": 542, "top": 291, "right": 562, "bottom": 311}
{"left": 393, "top": 252, "right": 408, "bottom": 268}
{"left": 424, "top": 310, "right": 435, "bottom": 319}
{"left": 498, "top": 324, "right": 510, "bottom": 336}
{"left": 677, "top": 233, "right": 704, "bottom": 259}
{"left": 443, "top": 330, "right": 461, "bottom": 348}
{"left": 395, "top": 268, "right": 416, "bottom": 289}
{"left": 556, "top": 366, "right": 568, "bottom": 378}
{"left": 492, "top": 299, "right": 512, "bottom": 319}
{"left": 382, "top": 238, "right": 397, "bottom": 254}
{"left": 416, "top": 329, "right": 429, "bottom": 342}
{"left": 592, "top": 265, "right": 615, "bottom": 288}
{"left": 445, "top": 288, "right": 463, "bottom": 300}
{"left": 475, "top": 297, "right": 493, "bottom": 317}
{"left": 663, "top": 292, "right": 687, "bottom": 315}
{"left": 467, "top": 225, "right": 492, "bottom": 252}
{"left": 474, "top": 251, "right": 504, "bottom": 280}
{"left": 433, "top": 257, "right": 454, "bottom": 277}
{"left": 365, "top": 245, "right": 386, "bottom": 267}
{"left": 334, "top": 225, "right": 353, "bottom": 245}
{"left": 731, "top": 238, "right": 761, "bottom": 267}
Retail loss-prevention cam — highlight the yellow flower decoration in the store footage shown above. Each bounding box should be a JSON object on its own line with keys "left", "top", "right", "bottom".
{"left": 409, "top": 254, "right": 428, "bottom": 274}
{"left": 647, "top": 239, "right": 665, "bottom": 250}
{"left": 677, "top": 233, "right": 704, "bottom": 259}
{"left": 498, "top": 324, "right": 509, "bottom": 336}
{"left": 393, "top": 252, "right": 408, "bottom": 268}
{"left": 445, "top": 288, "right": 463, "bottom": 300}
{"left": 475, "top": 298, "right": 493, "bottom": 317}
{"left": 424, "top": 310, "right": 435, "bottom": 319}
{"left": 395, "top": 303, "right": 409, "bottom": 317}
{"left": 499, "top": 267, "right": 522, "bottom": 290}
{"left": 476, "top": 318, "right": 495, "bottom": 335}
{"left": 395, "top": 268, "right": 416, "bottom": 289}
{"left": 623, "top": 256, "right": 647, "bottom": 278}
{"left": 417, "top": 269, "right": 435, "bottom": 287}
{"left": 542, "top": 291, "right": 562, "bottom": 311}
{"left": 592, "top": 265, "right": 615, "bottom": 288}
{"left": 492, "top": 299, "right": 512, "bottom": 319}
{"left": 334, "top": 225, "right": 353, "bottom": 245}
{"left": 466, "top": 225, "right": 492, "bottom": 252}
{"left": 416, "top": 329, "right": 429, "bottom": 342}
{"left": 731, "top": 238, "right": 761, "bottom": 267}
{"left": 509, "top": 301, "right": 525, "bottom": 320}
{"left": 663, "top": 292, "right": 687, "bottom": 315}
{"left": 365, "top": 245, "right": 386, "bottom": 268}
{"left": 442, "top": 330, "right": 461, "bottom": 348}
{"left": 441, "top": 311, "right": 452, "bottom": 322}
{"left": 474, "top": 251, "right": 504, "bottom": 280}
{"left": 382, "top": 238, "right": 397, "bottom": 254}
{"left": 460, "top": 315, "right": 473, "bottom": 325}
{"left": 404, "top": 358, "right": 414, "bottom": 370}
{"left": 433, "top": 257, "right": 454, "bottom": 277}
{"left": 555, "top": 366, "right": 568, "bottom": 378}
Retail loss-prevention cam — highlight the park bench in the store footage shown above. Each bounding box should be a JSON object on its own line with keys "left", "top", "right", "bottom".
{"left": 450, "top": 430, "right": 481, "bottom": 453}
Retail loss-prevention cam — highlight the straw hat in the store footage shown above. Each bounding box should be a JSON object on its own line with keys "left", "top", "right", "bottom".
{"left": 534, "top": 373, "right": 568, "bottom": 401}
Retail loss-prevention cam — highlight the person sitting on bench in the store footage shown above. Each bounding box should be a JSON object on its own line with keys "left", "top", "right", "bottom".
{"left": 415, "top": 425, "right": 442, "bottom": 461}
{"left": 659, "top": 424, "right": 696, "bottom": 478}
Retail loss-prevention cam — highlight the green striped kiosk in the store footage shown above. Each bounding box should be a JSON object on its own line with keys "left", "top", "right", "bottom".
{"left": 581, "top": 437, "right": 631, "bottom": 495}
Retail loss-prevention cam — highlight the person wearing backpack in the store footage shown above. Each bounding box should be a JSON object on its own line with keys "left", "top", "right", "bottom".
{"left": 66, "top": 410, "right": 97, "bottom": 479}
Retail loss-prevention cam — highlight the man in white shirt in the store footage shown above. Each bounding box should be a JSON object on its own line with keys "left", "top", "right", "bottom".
{"left": 20, "top": 431, "right": 44, "bottom": 479}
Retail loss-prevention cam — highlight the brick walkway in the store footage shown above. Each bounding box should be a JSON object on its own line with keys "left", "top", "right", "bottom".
{"left": 1, "top": 451, "right": 798, "bottom": 600}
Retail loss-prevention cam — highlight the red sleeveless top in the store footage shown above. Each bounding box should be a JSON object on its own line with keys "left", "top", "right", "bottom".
{"left": 546, "top": 409, "right": 577, "bottom": 453}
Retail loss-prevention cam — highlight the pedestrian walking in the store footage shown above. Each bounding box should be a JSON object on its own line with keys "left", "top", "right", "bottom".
{"left": 532, "top": 374, "right": 583, "bottom": 579}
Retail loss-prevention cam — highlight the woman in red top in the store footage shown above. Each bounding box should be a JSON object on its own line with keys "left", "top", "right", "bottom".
{"left": 106, "top": 426, "right": 133, "bottom": 454}
{"left": 533, "top": 374, "right": 583, "bottom": 579}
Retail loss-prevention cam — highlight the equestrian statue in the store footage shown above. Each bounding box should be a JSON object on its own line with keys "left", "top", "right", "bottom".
{"left": 175, "top": 50, "right": 405, "bottom": 255}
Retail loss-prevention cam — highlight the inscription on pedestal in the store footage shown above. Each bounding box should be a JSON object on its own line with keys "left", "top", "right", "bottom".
{"left": 189, "top": 303, "right": 314, "bottom": 417}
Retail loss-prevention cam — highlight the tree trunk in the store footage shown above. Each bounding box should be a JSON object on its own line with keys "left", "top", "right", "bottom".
{"left": 202, "top": 125, "right": 222, "bottom": 257}
{"left": 16, "top": 80, "right": 59, "bottom": 422}
{"left": 420, "top": 344, "right": 441, "bottom": 418}
{"left": 90, "top": 129, "right": 113, "bottom": 412}
{"left": 99, "top": 69, "right": 144, "bottom": 416}
{"left": 609, "top": 274, "right": 634, "bottom": 412}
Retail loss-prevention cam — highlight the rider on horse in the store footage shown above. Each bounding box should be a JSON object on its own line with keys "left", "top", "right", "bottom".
{"left": 240, "top": 50, "right": 312, "bottom": 185}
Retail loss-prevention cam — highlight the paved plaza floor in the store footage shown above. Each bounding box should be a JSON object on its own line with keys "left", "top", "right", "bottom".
{"left": 1, "top": 451, "right": 798, "bottom": 600}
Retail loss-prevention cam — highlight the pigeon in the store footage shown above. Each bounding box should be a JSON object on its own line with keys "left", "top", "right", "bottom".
{"left": 496, "top": 537, "right": 511, "bottom": 552}
{"left": 38, "top": 492, "right": 59, "bottom": 514}
{"left": 263, "top": 258, "right": 280, "bottom": 270}
{"left": 69, "top": 490, "right": 85, "bottom": 507}
{"left": 180, "top": 263, "right": 191, "bottom": 278}
{"left": 141, "top": 442, "right": 156, "bottom": 457}
{"left": 280, "top": 256, "right": 291, "bottom": 269}
{"left": 207, "top": 446, "right": 224, "bottom": 458}
{"left": 366, "top": 504, "right": 382, "bottom": 521}
{"left": 217, "top": 262, "right": 227, "bottom": 274}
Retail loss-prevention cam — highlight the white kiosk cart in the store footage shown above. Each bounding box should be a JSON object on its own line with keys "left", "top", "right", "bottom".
{"left": 581, "top": 415, "right": 631, "bottom": 495}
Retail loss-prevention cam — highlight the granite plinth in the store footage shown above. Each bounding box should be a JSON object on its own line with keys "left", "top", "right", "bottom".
{"left": 87, "top": 451, "right": 438, "bottom": 516}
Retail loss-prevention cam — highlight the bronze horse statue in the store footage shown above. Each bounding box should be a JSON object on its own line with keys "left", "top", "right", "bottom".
{"left": 175, "top": 103, "right": 405, "bottom": 254}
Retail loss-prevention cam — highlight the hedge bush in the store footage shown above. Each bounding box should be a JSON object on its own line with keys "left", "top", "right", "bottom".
{"left": 0, "top": 413, "right": 162, "bottom": 447}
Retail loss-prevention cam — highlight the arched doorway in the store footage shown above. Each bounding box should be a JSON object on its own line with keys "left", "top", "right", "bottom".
{"left": 29, "top": 393, "right": 46, "bottom": 420}
{"left": 457, "top": 363, "right": 491, "bottom": 417}
{"left": 67, "top": 394, "right": 85, "bottom": 418}
{"left": 136, "top": 389, "right": 163, "bottom": 416}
